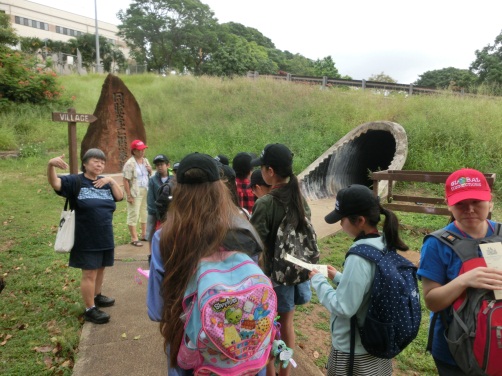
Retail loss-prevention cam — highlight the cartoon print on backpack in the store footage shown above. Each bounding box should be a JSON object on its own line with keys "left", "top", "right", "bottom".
{"left": 419, "top": 168, "right": 502, "bottom": 376}
{"left": 309, "top": 185, "right": 419, "bottom": 376}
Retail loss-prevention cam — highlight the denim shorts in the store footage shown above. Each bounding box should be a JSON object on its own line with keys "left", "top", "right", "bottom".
{"left": 69, "top": 249, "right": 114, "bottom": 270}
{"left": 274, "top": 280, "right": 312, "bottom": 313}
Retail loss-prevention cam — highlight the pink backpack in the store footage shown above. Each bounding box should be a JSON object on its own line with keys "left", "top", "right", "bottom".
{"left": 177, "top": 251, "right": 277, "bottom": 375}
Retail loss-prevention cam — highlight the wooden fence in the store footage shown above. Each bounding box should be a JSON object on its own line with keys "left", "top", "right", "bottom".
{"left": 371, "top": 170, "right": 496, "bottom": 216}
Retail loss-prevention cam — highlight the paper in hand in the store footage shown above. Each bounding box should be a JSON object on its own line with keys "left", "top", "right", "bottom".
{"left": 284, "top": 254, "right": 329, "bottom": 278}
{"left": 479, "top": 242, "right": 502, "bottom": 300}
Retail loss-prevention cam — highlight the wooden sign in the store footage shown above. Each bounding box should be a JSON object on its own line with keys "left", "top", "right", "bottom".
{"left": 52, "top": 112, "right": 97, "bottom": 123}
{"left": 52, "top": 108, "right": 98, "bottom": 174}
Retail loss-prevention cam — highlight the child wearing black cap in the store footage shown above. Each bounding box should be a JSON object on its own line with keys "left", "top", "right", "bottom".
{"left": 309, "top": 184, "right": 408, "bottom": 376}
{"left": 249, "top": 143, "right": 312, "bottom": 376}
{"left": 147, "top": 152, "right": 268, "bottom": 376}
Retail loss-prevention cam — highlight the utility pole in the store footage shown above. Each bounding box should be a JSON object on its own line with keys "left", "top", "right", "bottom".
{"left": 94, "top": 0, "right": 101, "bottom": 73}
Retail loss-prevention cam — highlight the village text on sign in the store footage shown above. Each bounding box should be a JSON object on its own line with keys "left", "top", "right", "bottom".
{"left": 52, "top": 112, "right": 97, "bottom": 123}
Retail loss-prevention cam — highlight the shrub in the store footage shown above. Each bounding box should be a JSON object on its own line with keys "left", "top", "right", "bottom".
{"left": 0, "top": 51, "right": 71, "bottom": 105}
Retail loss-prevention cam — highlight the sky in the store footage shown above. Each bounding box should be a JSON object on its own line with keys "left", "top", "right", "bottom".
{"left": 31, "top": 0, "right": 502, "bottom": 83}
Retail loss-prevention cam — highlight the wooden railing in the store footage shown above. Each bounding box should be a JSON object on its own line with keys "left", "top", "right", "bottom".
{"left": 371, "top": 170, "right": 496, "bottom": 216}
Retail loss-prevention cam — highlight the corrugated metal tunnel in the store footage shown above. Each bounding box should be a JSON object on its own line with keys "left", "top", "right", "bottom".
{"left": 298, "top": 121, "right": 408, "bottom": 201}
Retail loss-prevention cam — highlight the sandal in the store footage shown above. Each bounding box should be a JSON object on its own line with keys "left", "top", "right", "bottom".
{"left": 139, "top": 236, "right": 148, "bottom": 241}
{"left": 130, "top": 240, "right": 143, "bottom": 247}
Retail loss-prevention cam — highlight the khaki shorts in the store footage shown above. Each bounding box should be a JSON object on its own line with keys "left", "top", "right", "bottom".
{"left": 127, "top": 186, "right": 148, "bottom": 225}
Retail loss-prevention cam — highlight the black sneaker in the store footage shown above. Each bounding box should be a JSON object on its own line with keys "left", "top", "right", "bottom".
{"left": 94, "top": 294, "right": 115, "bottom": 307}
{"left": 84, "top": 307, "right": 110, "bottom": 324}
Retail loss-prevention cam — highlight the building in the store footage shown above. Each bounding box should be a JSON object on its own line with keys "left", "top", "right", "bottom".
{"left": 0, "top": 0, "right": 130, "bottom": 63}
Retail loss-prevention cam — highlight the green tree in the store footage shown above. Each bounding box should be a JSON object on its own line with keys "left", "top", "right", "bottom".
{"left": 0, "top": 12, "right": 18, "bottom": 51}
{"left": 280, "top": 51, "right": 315, "bottom": 76}
{"left": 221, "top": 22, "right": 275, "bottom": 49}
{"left": 415, "top": 67, "right": 477, "bottom": 89}
{"left": 117, "top": 0, "right": 218, "bottom": 73}
{"left": 470, "top": 30, "right": 502, "bottom": 85}
{"left": 201, "top": 33, "right": 277, "bottom": 76}
{"left": 368, "top": 72, "right": 397, "bottom": 83}
{"left": 66, "top": 33, "right": 125, "bottom": 72}
{"left": 313, "top": 55, "right": 341, "bottom": 78}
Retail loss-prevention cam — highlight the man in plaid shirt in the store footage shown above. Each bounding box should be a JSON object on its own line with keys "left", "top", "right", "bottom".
{"left": 232, "top": 152, "right": 255, "bottom": 214}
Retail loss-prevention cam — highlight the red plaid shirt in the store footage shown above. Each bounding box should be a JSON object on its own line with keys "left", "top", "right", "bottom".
{"left": 236, "top": 177, "right": 255, "bottom": 214}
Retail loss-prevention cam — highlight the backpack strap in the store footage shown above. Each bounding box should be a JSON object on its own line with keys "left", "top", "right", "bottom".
{"left": 426, "top": 222, "right": 502, "bottom": 262}
{"left": 347, "top": 243, "right": 384, "bottom": 376}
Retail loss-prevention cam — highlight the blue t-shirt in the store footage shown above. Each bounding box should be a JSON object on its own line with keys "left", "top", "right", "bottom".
{"left": 57, "top": 174, "right": 117, "bottom": 252}
{"left": 417, "top": 220, "right": 496, "bottom": 365}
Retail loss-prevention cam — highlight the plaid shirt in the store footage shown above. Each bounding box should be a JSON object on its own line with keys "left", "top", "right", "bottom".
{"left": 236, "top": 177, "right": 255, "bottom": 214}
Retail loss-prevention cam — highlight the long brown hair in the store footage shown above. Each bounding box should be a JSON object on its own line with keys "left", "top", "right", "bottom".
{"left": 159, "top": 173, "right": 239, "bottom": 366}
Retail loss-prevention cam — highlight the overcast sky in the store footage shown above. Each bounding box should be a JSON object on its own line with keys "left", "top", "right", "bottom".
{"left": 32, "top": 0, "right": 502, "bottom": 83}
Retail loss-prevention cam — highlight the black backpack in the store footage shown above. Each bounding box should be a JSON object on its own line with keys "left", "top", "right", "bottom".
{"left": 272, "top": 211, "right": 320, "bottom": 285}
{"left": 155, "top": 179, "right": 175, "bottom": 221}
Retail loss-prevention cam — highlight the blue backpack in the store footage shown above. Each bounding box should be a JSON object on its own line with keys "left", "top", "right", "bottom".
{"left": 347, "top": 244, "right": 421, "bottom": 370}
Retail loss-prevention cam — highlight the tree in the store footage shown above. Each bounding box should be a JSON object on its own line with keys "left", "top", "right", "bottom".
{"left": 368, "top": 72, "right": 397, "bottom": 83}
{"left": 470, "top": 30, "right": 502, "bottom": 85}
{"left": 66, "top": 33, "right": 125, "bottom": 72}
{"left": 0, "top": 12, "right": 18, "bottom": 51}
{"left": 201, "top": 33, "right": 277, "bottom": 76}
{"left": 414, "top": 67, "right": 477, "bottom": 89}
{"left": 117, "top": 0, "right": 218, "bottom": 73}
{"left": 280, "top": 52, "right": 315, "bottom": 76}
{"left": 313, "top": 56, "right": 341, "bottom": 78}
{"left": 221, "top": 22, "right": 275, "bottom": 49}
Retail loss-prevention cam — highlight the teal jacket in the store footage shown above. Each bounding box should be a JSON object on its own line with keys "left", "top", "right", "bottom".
{"left": 310, "top": 236, "right": 384, "bottom": 354}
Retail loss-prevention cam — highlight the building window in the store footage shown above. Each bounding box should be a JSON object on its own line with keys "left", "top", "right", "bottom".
{"left": 15, "top": 16, "right": 20, "bottom": 24}
{"left": 23, "top": 18, "right": 29, "bottom": 26}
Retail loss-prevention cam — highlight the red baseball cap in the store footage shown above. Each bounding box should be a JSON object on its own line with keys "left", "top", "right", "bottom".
{"left": 131, "top": 139, "right": 147, "bottom": 150}
{"left": 445, "top": 168, "right": 491, "bottom": 205}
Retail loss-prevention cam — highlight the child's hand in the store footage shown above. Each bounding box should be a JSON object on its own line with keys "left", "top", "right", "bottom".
{"left": 309, "top": 269, "right": 319, "bottom": 278}
{"left": 327, "top": 265, "right": 338, "bottom": 280}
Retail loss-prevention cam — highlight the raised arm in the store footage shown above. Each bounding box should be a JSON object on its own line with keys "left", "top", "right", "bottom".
{"left": 47, "top": 155, "right": 68, "bottom": 191}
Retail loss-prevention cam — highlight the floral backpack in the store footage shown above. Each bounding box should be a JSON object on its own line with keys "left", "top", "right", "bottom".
{"left": 177, "top": 251, "right": 277, "bottom": 376}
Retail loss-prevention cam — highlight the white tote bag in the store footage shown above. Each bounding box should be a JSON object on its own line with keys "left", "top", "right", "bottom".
{"left": 54, "top": 199, "right": 76, "bottom": 253}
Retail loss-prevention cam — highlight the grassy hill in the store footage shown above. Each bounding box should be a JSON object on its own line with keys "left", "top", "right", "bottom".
{"left": 1, "top": 74, "right": 502, "bottom": 374}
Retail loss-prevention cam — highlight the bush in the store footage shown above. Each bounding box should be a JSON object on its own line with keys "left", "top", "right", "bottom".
{"left": 0, "top": 51, "right": 71, "bottom": 105}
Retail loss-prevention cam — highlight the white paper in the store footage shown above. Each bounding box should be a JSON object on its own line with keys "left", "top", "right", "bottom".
{"left": 284, "top": 254, "right": 329, "bottom": 278}
{"left": 479, "top": 243, "right": 502, "bottom": 300}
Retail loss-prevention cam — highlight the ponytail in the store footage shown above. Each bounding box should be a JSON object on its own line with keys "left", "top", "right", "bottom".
{"left": 269, "top": 172, "right": 307, "bottom": 230}
{"left": 380, "top": 204, "right": 409, "bottom": 251}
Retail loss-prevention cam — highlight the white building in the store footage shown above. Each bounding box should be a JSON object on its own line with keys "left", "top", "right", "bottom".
{"left": 0, "top": 0, "right": 129, "bottom": 59}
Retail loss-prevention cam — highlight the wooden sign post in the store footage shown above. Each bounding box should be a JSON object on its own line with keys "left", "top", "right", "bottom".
{"left": 52, "top": 108, "right": 97, "bottom": 174}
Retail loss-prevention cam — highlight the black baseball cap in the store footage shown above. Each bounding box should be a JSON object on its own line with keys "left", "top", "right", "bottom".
{"left": 153, "top": 154, "right": 169, "bottom": 164}
{"left": 250, "top": 143, "right": 293, "bottom": 168}
{"left": 214, "top": 154, "right": 229, "bottom": 166}
{"left": 247, "top": 169, "right": 271, "bottom": 189}
{"left": 177, "top": 153, "right": 221, "bottom": 184}
{"left": 325, "top": 184, "right": 379, "bottom": 224}
{"left": 232, "top": 152, "right": 253, "bottom": 174}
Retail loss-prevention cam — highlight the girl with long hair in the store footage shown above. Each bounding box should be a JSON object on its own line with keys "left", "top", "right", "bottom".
{"left": 147, "top": 152, "right": 266, "bottom": 375}
{"left": 249, "top": 143, "right": 313, "bottom": 376}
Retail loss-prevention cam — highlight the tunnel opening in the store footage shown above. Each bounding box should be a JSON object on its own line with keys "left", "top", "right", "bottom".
{"left": 299, "top": 122, "right": 407, "bottom": 201}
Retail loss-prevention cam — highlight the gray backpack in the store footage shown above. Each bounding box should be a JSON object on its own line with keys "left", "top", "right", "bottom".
{"left": 425, "top": 224, "right": 502, "bottom": 375}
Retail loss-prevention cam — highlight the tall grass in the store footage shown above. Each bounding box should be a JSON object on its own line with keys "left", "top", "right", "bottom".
{"left": 2, "top": 74, "right": 502, "bottom": 374}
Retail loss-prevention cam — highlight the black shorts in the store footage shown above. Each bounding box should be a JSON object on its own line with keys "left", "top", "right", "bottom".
{"left": 69, "top": 249, "right": 114, "bottom": 270}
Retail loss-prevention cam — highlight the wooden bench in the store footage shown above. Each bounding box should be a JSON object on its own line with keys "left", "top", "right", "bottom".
{"left": 371, "top": 170, "right": 496, "bottom": 216}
